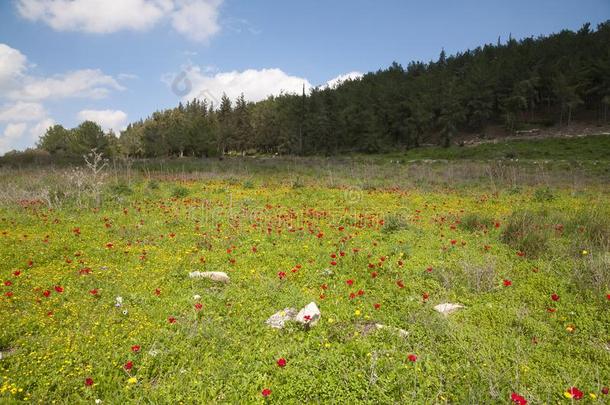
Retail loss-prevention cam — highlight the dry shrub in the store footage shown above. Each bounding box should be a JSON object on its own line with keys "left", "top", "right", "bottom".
{"left": 500, "top": 210, "right": 550, "bottom": 257}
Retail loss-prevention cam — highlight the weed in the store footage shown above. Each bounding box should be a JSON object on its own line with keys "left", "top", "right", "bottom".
{"left": 500, "top": 210, "right": 550, "bottom": 257}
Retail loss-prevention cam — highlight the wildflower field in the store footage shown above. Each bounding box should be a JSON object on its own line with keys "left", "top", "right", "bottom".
{"left": 0, "top": 157, "right": 609, "bottom": 403}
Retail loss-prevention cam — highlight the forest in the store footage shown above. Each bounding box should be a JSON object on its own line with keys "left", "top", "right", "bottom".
{"left": 30, "top": 21, "right": 610, "bottom": 160}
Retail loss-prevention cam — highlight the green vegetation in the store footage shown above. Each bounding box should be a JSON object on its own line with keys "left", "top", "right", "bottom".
{"left": 402, "top": 134, "right": 610, "bottom": 161}
{"left": 0, "top": 160, "right": 608, "bottom": 403}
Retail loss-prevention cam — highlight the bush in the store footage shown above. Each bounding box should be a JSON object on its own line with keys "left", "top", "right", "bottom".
{"left": 459, "top": 213, "right": 493, "bottom": 232}
{"left": 571, "top": 253, "right": 610, "bottom": 293}
{"left": 533, "top": 187, "right": 555, "bottom": 202}
{"left": 147, "top": 179, "right": 159, "bottom": 190}
{"left": 381, "top": 213, "right": 408, "bottom": 233}
{"left": 171, "top": 185, "right": 189, "bottom": 198}
{"left": 0, "top": 149, "right": 52, "bottom": 167}
{"left": 109, "top": 182, "right": 133, "bottom": 196}
{"left": 566, "top": 208, "right": 610, "bottom": 250}
{"left": 501, "top": 210, "right": 550, "bottom": 257}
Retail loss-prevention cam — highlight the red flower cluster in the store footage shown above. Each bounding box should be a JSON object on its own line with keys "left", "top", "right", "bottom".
{"left": 567, "top": 387, "right": 583, "bottom": 400}
{"left": 511, "top": 392, "right": 527, "bottom": 404}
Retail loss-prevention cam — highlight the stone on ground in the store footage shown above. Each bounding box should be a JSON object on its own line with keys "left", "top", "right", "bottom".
{"left": 265, "top": 308, "right": 298, "bottom": 329}
{"left": 374, "top": 323, "right": 409, "bottom": 338}
{"left": 295, "top": 302, "right": 321, "bottom": 326}
{"left": 189, "top": 271, "right": 230, "bottom": 283}
{"left": 434, "top": 302, "right": 464, "bottom": 315}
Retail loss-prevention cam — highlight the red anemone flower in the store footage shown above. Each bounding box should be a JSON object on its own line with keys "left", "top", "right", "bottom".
{"left": 407, "top": 354, "right": 417, "bottom": 362}
{"left": 567, "top": 387, "right": 583, "bottom": 400}
{"left": 261, "top": 388, "right": 272, "bottom": 397}
{"left": 276, "top": 358, "right": 286, "bottom": 367}
{"left": 510, "top": 392, "right": 527, "bottom": 405}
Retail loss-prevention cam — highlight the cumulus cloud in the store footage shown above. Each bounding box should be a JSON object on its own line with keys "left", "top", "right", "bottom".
{"left": 0, "top": 43, "right": 28, "bottom": 89}
{"left": 16, "top": 0, "right": 224, "bottom": 42}
{"left": 175, "top": 66, "right": 311, "bottom": 104}
{"left": 2, "top": 123, "right": 27, "bottom": 140}
{"left": 16, "top": 0, "right": 172, "bottom": 33}
{"left": 1, "top": 122, "right": 23, "bottom": 154}
{"left": 171, "top": 0, "right": 222, "bottom": 42}
{"left": 0, "top": 118, "right": 54, "bottom": 154}
{"left": 0, "top": 102, "right": 48, "bottom": 122}
{"left": 9, "top": 69, "right": 124, "bottom": 101}
{"left": 0, "top": 43, "right": 124, "bottom": 155}
{"left": 77, "top": 109, "right": 128, "bottom": 133}
{"left": 323, "top": 71, "right": 364, "bottom": 89}
{"left": 29, "top": 118, "right": 55, "bottom": 140}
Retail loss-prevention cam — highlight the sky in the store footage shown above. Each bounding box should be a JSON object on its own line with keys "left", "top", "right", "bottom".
{"left": 0, "top": 0, "right": 608, "bottom": 154}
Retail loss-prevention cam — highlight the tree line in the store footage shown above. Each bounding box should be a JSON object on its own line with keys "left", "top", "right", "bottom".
{"left": 34, "top": 21, "right": 610, "bottom": 160}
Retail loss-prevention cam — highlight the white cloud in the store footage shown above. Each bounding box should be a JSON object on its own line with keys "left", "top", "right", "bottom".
{"left": 2, "top": 123, "right": 27, "bottom": 139}
{"left": 16, "top": 0, "right": 224, "bottom": 42}
{"left": 178, "top": 66, "right": 311, "bottom": 104}
{"left": 0, "top": 102, "right": 47, "bottom": 122}
{"left": 323, "top": 71, "right": 363, "bottom": 89}
{"left": 0, "top": 43, "right": 126, "bottom": 155}
{"left": 9, "top": 69, "right": 124, "bottom": 101}
{"left": 77, "top": 109, "right": 128, "bottom": 133}
{"left": 0, "top": 43, "right": 28, "bottom": 89}
{"left": 171, "top": 0, "right": 222, "bottom": 42}
{"left": 16, "top": 0, "right": 172, "bottom": 33}
{"left": 29, "top": 118, "right": 55, "bottom": 140}
{"left": 0, "top": 120, "right": 52, "bottom": 154}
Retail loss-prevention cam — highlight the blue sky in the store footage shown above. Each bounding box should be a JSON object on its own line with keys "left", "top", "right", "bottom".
{"left": 0, "top": 0, "right": 608, "bottom": 154}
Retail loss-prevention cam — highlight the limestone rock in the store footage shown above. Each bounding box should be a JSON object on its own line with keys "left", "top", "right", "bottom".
{"left": 266, "top": 308, "right": 298, "bottom": 329}
{"left": 189, "top": 271, "right": 230, "bottom": 283}
{"left": 434, "top": 303, "right": 464, "bottom": 315}
{"left": 374, "top": 323, "right": 409, "bottom": 338}
{"left": 295, "top": 302, "right": 321, "bottom": 327}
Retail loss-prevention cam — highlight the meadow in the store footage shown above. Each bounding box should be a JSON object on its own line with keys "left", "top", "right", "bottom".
{"left": 0, "top": 146, "right": 609, "bottom": 403}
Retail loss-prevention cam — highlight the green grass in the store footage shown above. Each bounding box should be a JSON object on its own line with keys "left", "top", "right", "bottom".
{"left": 0, "top": 163, "right": 609, "bottom": 403}
{"left": 402, "top": 134, "right": 610, "bottom": 161}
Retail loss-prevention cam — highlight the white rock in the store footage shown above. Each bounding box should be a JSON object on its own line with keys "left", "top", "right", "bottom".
{"left": 295, "top": 302, "right": 321, "bottom": 327}
{"left": 434, "top": 303, "right": 465, "bottom": 315}
{"left": 265, "top": 308, "right": 298, "bottom": 329}
{"left": 189, "top": 271, "right": 230, "bottom": 283}
{"left": 374, "top": 323, "right": 409, "bottom": 338}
